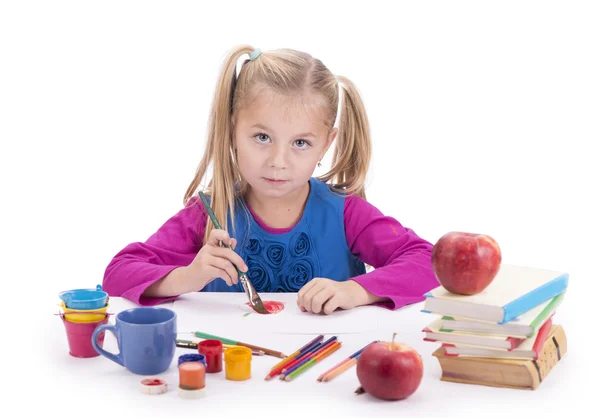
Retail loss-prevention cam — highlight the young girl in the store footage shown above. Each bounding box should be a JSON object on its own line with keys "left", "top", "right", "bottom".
{"left": 103, "top": 45, "right": 438, "bottom": 315}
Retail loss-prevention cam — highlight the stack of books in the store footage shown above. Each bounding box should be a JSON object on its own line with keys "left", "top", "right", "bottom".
{"left": 421, "top": 263, "right": 569, "bottom": 390}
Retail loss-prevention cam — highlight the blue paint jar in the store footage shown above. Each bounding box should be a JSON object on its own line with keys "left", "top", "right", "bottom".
{"left": 178, "top": 353, "right": 207, "bottom": 368}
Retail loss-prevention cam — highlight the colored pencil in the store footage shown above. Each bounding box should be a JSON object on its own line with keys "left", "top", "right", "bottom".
{"left": 269, "top": 335, "right": 324, "bottom": 372}
{"left": 321, "top": 358, "right": 357, "bottom": 382}
{"left": 272, "top": 337, "right": 335, "bottom": 374}
{"left": 266, "top": 338, "right": 331, "bottom": 380}
{"left": 284, "top": 342, "right": 342, "bottom": 382}
{"left": 316, "top": 340, "right": 377, "bottom": 382}
{"left": 281, "top": 337, "right": 337, "bottom": 373}
{"left": 193, "top": 331, "right": 286, "bottom": 358}
{"left": 265, "top": 336, "right": 334, "bottom": 381}
{"left": 278, "top": 339, "right": 337, "bottom": 379}
{"left": 279, "top": 356, "right": 312, "bottom": 377}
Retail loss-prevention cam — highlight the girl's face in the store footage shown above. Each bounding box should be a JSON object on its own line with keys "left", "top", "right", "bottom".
{"left": 233, "top": 91, "right": 336, "bottom": 200}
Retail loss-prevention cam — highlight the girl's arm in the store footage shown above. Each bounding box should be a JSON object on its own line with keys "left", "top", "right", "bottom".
{"left": 102, "top": 197, "right": 206, "bottom": 306}
{"left": 344, "top": 195, "right": 439, "bottom": 310}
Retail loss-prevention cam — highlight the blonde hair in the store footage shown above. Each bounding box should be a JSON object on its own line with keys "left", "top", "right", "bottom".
{"left": 183, "top": 45, "right": 372, "bottom": 245}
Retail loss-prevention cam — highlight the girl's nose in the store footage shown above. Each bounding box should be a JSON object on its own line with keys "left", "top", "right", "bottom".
{"left": 267, "top": 144, "right": 288, "bottom": 169}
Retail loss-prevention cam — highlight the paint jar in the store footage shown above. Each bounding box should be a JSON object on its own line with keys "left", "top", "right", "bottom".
{"left": 224, "top": 346, "right": 252, "bottom": 381}
{"left": 178, "top": 353, "right": 207, "bottom": 368}
{"left": 178, "top": 362, "right": 205, "bottom": 399}
{"left": 197, "top": 339, "right": 223, "bottom": 373}
{"left": 60, "top": 301, "right": 109, "bottom": 323}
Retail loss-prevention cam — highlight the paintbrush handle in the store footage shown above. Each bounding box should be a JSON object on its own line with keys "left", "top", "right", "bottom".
{"left": 198, "top": 191, "right": 223, "bottom": 229}
{"left": 194, "top": 332, "right": 237, "bottom": 346}
{"left": 198, "top": 191, "right": 246, "bottom": 277}
{"left": 237, "top": 341, "right": 286, "bottom": 359}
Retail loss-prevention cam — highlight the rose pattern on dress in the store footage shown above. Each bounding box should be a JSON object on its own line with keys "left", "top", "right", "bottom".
{"left": 245, "top": 238, "right": 261, "bottom": 255}
{"left": 290, "top": 232, "right": 310, "bottom": 256}
{"left": 245, "top": 255, "right": 273, "bottom": 292}
{"left": 240, "top": 232, "right": 318, "bottom": 292}
{"left": 276, "top": 257, "right": 315, "bottom": 292}
{"left": 265, "top": 243, "right": 286, "bottom": 268}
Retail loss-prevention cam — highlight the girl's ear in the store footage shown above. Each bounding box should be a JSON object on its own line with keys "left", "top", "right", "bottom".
{"left": 322, "top": 127, "right": 337, "bottom": 158}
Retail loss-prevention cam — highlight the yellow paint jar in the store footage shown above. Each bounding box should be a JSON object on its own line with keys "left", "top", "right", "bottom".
{"left": 224, "top": 346, "right": 252, "bottom": 381}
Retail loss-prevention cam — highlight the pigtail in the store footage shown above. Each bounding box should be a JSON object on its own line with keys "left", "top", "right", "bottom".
{"left": 320, "top": 76, "right": 372, "bottom": 199}
{"left": 184, "top": 44, "right": 255, "bottom": 245}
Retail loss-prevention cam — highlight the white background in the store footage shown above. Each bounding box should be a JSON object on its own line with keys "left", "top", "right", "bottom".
{"left": 2, "top": 0, "right": 599, "bottom": 416}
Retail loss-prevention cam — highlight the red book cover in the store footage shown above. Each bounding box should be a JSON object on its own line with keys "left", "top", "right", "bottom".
{"left": 531, "top": 317, "right": 553, "bottom": 360}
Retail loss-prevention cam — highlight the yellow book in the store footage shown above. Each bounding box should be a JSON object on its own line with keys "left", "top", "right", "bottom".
{"left": 432, "top": 324, "right": 566, "bottom": 390}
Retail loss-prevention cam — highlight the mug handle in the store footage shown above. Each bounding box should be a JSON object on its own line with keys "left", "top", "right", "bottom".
{"left": 91, "top": 324, "right": 123, "bottom": 366}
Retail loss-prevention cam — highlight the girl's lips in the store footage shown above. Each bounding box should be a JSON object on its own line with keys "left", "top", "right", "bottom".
{"left": 263, "top": 178, "right": 288, "bottom": 185}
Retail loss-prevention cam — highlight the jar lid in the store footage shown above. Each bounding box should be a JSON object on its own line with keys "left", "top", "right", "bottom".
{"left": 140, "top": 378, "right": 168, "bottom": 395}
{"left": 224, "top": 346, "right": 252, "bottom": 362}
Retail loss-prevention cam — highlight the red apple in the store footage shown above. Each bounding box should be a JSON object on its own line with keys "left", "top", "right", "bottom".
{"left": 431, "top": 231, "right": 501, "bottom": 295}
{"left": 356, "top": 334, "right": 423, "bottom": 400}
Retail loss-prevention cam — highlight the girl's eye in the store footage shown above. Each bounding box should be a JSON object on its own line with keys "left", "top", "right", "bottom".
{"left": 254, "top": 133, "right": 270, "bottom": 143}
{"left": 294, "top": 139, "right": 310, "bottom": 149}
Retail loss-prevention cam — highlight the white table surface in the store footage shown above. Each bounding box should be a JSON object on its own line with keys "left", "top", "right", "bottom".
{"left": 38, "top": 293, "right": 579, "bottom": 418}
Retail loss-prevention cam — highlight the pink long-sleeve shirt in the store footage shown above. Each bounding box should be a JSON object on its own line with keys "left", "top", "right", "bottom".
{"left": 103, "top": 195, "right": 438, "bottom": 310}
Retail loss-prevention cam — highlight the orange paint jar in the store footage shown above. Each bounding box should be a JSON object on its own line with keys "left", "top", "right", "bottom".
{"left": 224, "top": 346, "right": 252, "bottom": 381}
{"left": 178, "top": 361, "right": 205, "bottom": 398}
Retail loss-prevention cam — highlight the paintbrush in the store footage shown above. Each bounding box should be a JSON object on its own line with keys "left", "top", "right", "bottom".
{"left": 197, "top": 190, "right": 269, "bottom": 315}
{"left": 176, "top": 341, "right": 264, "bottom": 356}
{"left": 193, "top": 331, "right": 286, "bottom": 358}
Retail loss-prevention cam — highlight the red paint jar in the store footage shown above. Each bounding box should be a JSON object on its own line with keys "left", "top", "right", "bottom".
{"left": 198, "top": 339, "right": 223, "bottom": 373}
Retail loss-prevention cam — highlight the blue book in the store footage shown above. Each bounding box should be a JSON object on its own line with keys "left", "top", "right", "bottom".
{"left": 421, "top": 264, "right": 569, "bottom": 324}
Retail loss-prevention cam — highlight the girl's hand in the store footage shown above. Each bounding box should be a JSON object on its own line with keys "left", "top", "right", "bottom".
{"left": 186, "top": 228, "right": 248, "bottom": 289}
{"left": 296, "top": 278, "right": 369, "bottom": 315}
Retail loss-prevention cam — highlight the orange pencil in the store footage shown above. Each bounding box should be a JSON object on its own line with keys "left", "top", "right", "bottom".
{"left": 317, "top": 340, "right": 377, "bottom": 382}
{"left": 317, "top": 357, "right": 353, "bottom": 382}
{"left": 321, "top": 357, "right": 358, "bottom": 382}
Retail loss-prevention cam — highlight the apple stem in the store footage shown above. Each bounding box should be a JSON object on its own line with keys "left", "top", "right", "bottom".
{"left": 392, "top": 332, "right": 397, "bottom": 350}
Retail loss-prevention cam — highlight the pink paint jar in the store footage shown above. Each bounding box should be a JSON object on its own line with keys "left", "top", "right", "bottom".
{"left": 197, "top": 339, "right": 223, "bottom": 373}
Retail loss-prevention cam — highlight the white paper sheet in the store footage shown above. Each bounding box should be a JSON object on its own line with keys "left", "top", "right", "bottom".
{"left": 171, "top": 292, "right": 409, "bottom": 336}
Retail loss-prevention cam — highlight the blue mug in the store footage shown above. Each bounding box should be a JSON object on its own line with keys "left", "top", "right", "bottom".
{"left": 92, "top": 307, "right": 176, "bottom": 375}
